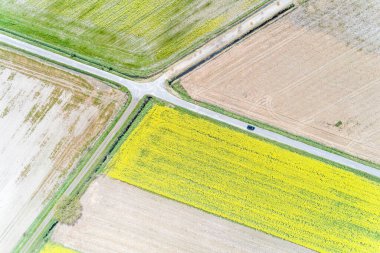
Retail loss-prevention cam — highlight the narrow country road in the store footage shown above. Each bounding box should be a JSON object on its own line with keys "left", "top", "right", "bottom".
{"left": 1, "top": 0, "right": 379, "bottom": 252}
{"left": 1, "top": 0, "right": 377, "bottom": 179}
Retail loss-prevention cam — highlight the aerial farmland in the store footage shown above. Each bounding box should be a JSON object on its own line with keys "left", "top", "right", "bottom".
{"left": 0, "top": 0, "right": 379, "bottom": 252}
{"left": 51, "top": 176, "right": 310, "bottom": 253}
{"left": 0, "top": 45, "right": 127, "bottom": 252}
{"left": 103, "top": 102, "right": 380, "bottom": 252}
{"left": 181, "top": 0, "right": 380, "bottom": 164}
{"left": 0, "top": 0, "right": 267, "bottom": 77}
{"left": 47, "top": 100, "right": 380, "bottom": 253}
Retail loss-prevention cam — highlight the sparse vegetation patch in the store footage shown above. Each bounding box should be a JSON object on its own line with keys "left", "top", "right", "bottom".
{"left": 54, "top": 197, "right": 82, "bottom": 226}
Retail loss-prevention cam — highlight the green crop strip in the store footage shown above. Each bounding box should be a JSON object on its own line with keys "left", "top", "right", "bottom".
{"left": 0, "top": 0, "right": 268, "bottom": 78}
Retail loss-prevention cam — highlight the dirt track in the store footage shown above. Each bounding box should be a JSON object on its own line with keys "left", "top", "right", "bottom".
{"left": 181, "top": 0, "right": 380, "bottom": 164}
{"left": 52, "top": 176, "right": 313, "bottom": 253}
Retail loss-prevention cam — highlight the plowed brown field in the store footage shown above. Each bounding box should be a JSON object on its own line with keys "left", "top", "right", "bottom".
{"left": 181, "top": 0, "right": 380, "bottom": 164}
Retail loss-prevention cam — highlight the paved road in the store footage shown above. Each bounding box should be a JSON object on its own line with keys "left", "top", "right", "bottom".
{"left": 1, "top": 0, "right": 379, "bottom": 251}
{"left": 159, "top": 92, "right": 380, "bottom": 179}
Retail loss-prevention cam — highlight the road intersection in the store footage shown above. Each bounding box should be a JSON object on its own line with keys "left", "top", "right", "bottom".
{"left": 1, "top": 0, "right": 379, "bottom": 251}
{"left": 1, "top": 3, "right": 377, "bottom": 179}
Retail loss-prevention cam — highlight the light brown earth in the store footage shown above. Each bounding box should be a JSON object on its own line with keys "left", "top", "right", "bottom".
{"left": 0, "top": 45, "right": 127, "bottom": 252}
{"left": 181, "top": 0, "right": 380, "bottom": 164}
{"left": 52, "top": 176, "right": 313, "bottom": 253}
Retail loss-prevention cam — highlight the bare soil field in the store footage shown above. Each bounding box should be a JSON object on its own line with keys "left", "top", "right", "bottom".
{"left": 52, "top": 176, "right": 313, "bottom": 253}
{"left": 181, "top": 0, "right": 380, "bottom": 164}
{"left": 0, "top": 46, "right": 127, "bottom": 252}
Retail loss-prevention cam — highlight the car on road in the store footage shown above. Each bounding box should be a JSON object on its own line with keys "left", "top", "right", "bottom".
{"left": 247, "top": 125, "right": 255, "bottom": 131}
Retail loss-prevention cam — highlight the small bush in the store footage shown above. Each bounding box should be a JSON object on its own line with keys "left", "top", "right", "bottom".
{"left": 54, "top": 196, "right": 82, "bottom": 225}
{"left": 335, "top": 120, "right": 343, "bottom": 127}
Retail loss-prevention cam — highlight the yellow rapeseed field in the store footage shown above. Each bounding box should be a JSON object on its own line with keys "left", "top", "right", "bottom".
{"left": 39, "top": 242, "right": 77, "bottom": 253}
{"left": 107, "top": 104, "right": 380, "bottom": 252}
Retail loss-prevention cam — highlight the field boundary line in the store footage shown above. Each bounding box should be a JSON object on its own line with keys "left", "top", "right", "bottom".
{"left": 12, "top": 92, "right": 135, "bottom": 253}
{"left": 168, "top": 80, "right": 380, "bottom": 171}
{"left": 0, "top": 42, "right": 130, "bottom": 93}
{"left": 0, "top": 0, "right": 272, "bottom": 79}
{"left": 167, "top": 1, "right": 296, "bottom": 82}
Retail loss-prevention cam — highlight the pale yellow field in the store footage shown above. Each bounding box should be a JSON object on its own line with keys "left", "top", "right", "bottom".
{"left": 106, "top": 104, "right": 380, "bottom": 252}
{"left": 40, "top": 242, "right": 77, "bottom": 253}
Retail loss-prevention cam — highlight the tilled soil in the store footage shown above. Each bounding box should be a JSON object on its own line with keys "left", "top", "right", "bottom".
{"left": 181, "top": 0, "right": 380, "bottom": 164}
{"left": 52, "top": 176, "right": 314, "bottom": 253}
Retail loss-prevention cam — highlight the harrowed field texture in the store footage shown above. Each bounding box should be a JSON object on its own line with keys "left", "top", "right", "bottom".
{"left": 181, "top": 0, "right": 380, "bottom": 164}
{"left": 107, "top": 104, "right": 380, "bottom": 253}
{"left": 0, "top": 0, "right": 266, "bottom": 77}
